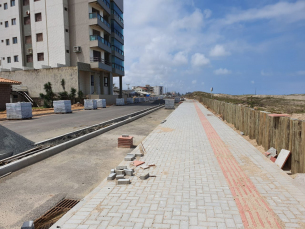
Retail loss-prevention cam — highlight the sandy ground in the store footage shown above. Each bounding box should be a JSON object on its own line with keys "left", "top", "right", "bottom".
{"left": 291, "top": 113, "right": 305, "bottom": 121}
{"left": 0, "top": 107, "right": 173, "bottom": 229}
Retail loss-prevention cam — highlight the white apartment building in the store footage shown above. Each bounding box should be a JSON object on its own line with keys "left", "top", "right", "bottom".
{"left": 154, "top": 86, "right": 163, "bottom": 95}
{"left": 0, "top": 0, "right": 124, "bottom": 100}
{"left": 0, "top": 0, "right": 69, "bottom": 69}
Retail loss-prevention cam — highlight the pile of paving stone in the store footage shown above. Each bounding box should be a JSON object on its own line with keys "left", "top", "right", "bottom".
{"left": 107, "top": 166, "right": 134, "bottom": 184}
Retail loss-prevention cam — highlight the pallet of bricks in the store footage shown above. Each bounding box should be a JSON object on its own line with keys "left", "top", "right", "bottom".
{"left": 118, "top": 135, "right": 133, "bottom": 148}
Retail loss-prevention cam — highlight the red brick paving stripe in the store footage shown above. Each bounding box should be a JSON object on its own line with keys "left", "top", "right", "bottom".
{"left": 194, "top": 103, "right": 282, "bottom": 229}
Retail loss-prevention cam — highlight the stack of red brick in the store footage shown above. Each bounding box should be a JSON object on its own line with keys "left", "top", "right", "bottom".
{"left": 118, "top": 136, "right": 133, "bottom": 148}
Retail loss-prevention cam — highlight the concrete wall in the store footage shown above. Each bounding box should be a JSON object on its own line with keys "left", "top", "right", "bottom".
{"left": 0, "top": 67, "right": 78, "bottom": 97}
{"left": 0, "top": 84, "right": 11, "bottom": 110}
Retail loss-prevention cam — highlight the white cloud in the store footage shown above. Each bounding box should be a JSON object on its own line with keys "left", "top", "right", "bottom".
{"left": 170, "top": 9, "right": 204, "bottom": 30}
{"left": 203, "top": 9, "right": 212, "bottom": 19}
{"left": 296, "top": 71, "right": 305, "bottom": 75}
{"left": 261, "top": 70, "right": 273, "bottom": 76}
{"left": 214, "top": 68, "right": 232, "bottom": 75}
{"left": 173, "top": 52, "right": 188, "bottom": 65}
{"left": 251, "top": 81, "right": 255, "bottom": 84}
{"left": 223, "top": 1, "right": 305, "bottom": 24}
{"left": 192, "top": 80, "right": 197, "bottom": 84}
{"left": 209, "top": 45, "right": 231, "bottom": 57}
{"left": 191, "top": 53, "right": 210, "bottom": 67}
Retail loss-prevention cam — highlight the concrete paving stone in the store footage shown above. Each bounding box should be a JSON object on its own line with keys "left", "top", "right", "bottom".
{"left": 139, "top": 173, "right": 150, "bottom": 180}
{"left": 107, "top": 173, "right": 116, "bottom": 180}
{"left": 116, "top": 170, "right": 125, "bottom": 175}
{"left": 115, "top": 175, "right": 124, "bottom": 180}
{"left": 124, "top": 169, "right": 134, "bottom": 176}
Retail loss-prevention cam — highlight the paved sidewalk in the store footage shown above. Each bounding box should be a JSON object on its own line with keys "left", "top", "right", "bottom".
{"left": 51, "top": 101, "right": 305, "bottom": 229}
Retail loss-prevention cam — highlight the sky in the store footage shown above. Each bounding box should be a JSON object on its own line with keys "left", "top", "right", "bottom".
{"left": 113, "top": 0, "right": 305, "bottom": 95}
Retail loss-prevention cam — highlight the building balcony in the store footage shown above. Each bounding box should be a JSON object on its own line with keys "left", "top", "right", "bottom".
{"left": 111, "top": 10, "right": 124, "bottom": 29}
{"left": 89, "top": 13, "right": 111, "bottom": 34}
{"left": 90, "top": 35, "right": 112, "bottom": 53}
{"left": 111, "top": 45, "right": 124, "bottom": 61}
{"left": 90, "top": 57, "right": 112, "bottom": 72}
{"left": 88, "top": 0, "right": 111, "bottom": 15}
{"left": 112, "top": 63, "right": 125, "bottom": 76}
{"left": 111, "top": 28, "right": 124, "bottom": 44}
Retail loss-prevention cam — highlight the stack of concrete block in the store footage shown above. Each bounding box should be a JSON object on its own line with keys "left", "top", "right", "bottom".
{"left": 165, "top": 99, "right": 175, "bottom": 109}
{"left": 145, "top": 97, "right": 149, "bottom": 102}
{"left": 107, "top": 165, "right": 134, "bottom": 185}
{"left": 134, "top": 98, "right": 140, "bottom": 103}
{"left": 118, "top": 136, "right": 133, "bottom": 148}
{"left": 53, "top": 100, "right": 72, "bottom": 113}
{"left": 126, "top": 98, "right": 134, "bottom": 104}
{"left": 96, "top": 99, "right": 106, "bottom": 108}
{"left": 140, "top": 98, "right": 145, "bottom": 102}
{"left": 116, "top": 98, "right": 125, "bottom": 106}
{"left": 6, "top": 102, "right": 32, "bottom": 120}
{"left": 84, "top": 99, "right": 97, "bottom": 110}
{"left": 174, "top": 97, "right": 180, "bottom": 103}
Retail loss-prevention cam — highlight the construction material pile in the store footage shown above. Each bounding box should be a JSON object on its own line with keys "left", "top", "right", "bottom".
{"left": 174, "top": 97, "right": 180, "bottom": 103}
{"left": 53, "top": 100, "right": 72, "bottom": 114}
{"left": 84, "top": 99, "right": 97, "bottom": 110}
{"left": 116, "top": 98, "right": 125, "bottom": 106}
{"left": 165, "top": 99, "right": 175, "bottom": 109}
{"left": 6, "top": 102, "right": 32, "bottom": 120}
{"left": 96, "top": 99, "right": 106, "bottom": 108}
{"left": 118, "top": 135, "right": 133, "bottom": 148}
{"left": 126, "top": 98, "right": 134, "bottom": 104}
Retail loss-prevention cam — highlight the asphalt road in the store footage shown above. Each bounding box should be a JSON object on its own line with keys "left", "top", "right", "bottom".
{"left": 0, "top": 107, "right": 173, "bottom": 229}
{"left": 0, "top": 103, "right": 157, "bottom": 142}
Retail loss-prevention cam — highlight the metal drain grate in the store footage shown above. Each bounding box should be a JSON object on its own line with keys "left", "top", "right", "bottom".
{"left": 34, "top": 199, "right": 79, "bottom": 229}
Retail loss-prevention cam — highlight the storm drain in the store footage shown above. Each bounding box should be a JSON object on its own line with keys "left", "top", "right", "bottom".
{"left": 34, "top": 199, "right": 79, "bottom": 229}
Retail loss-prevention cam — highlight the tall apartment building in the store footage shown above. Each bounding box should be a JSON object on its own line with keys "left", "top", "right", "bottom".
{"left": 0, "top": 0, "right": 124, "bottom": 99}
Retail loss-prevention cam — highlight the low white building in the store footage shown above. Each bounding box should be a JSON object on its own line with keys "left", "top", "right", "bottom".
{"left": 154, "top": 86, "right": 163, "bottom": 95}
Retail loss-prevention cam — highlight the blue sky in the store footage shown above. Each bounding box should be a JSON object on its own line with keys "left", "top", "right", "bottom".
{"left": 114, "top": 0, "right": 305, "bottom": 95}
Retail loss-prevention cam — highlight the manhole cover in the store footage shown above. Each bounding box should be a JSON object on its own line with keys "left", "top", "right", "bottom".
{"left": 34, "top": 199, "right": 79, "bottom": 229}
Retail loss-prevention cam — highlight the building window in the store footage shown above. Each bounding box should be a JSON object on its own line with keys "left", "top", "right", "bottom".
{"left": 4, "top": 3, "right": 8, "bottom": 9}
{"left": 36, "top": 33, "right": 43, "bottom": 42}
{"left": 25, "top": 35, "right": 31, "bottom": 44}
{"left": 23, "top": 0, "right": 29, "bottom": 6}
{"left": 5, "top": 21, "right": 9, "bottom": 27}
{"left": 7, "top": 57, "right": 11, "bottom": 63}
{"left": 24, "top": 16, "right": 30, "bottom": 25}
{"left": 37, "top": 52, "right": 44, "bottom": 61}
{"left": 6, "top": 39, "right": 9, "bottom": 45}
{"left": 104, "top": 77, "right": 108, "bottom": 87}
{"left": 66, "top": 50, "right": 69, "bottom": 53}
{"left": 12, "top": 18, "right": 16, "bottom": 25}
{"left": 91, "top": 75, "right": 94, "bottom": 86}
{"left": 12, "top": 37, "right": 17, "bottom": 44}
{"left": 11, "top": 0, "right": 15, "bottom": 7}
{"left": 35, "top": 13, "right": 42, "bottom": 22}
{"left": 65, "top": 29, "right": 68, "bottom": 32}
{"left": 26, "top": 54, "right": 33, "bottom": 63}
{"left": 64, "top": 7, "right": 68, "bottom": 11}
{"left": 14, "top": 55, "right": 18, "bottom": 62}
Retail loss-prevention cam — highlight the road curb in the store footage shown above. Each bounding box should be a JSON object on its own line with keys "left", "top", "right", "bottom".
{"left": 0, "top": 105, "right": 164, "bottom": 176}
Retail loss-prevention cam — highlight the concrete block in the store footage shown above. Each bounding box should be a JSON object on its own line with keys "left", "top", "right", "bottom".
{"left": 116, "top": 170, "right": 125, "bottom": 175}
{"left": 139, "top": 173, "right": 150, "bottom": 180}
{"left": 275, "top": 149, "right": 291, "bottom": 169}
{"left": 116, "top": 166, "right": 127, "bottom": 170}
{"left": 164, "top": 99, "right": 175, "bottom": 109}
{"left": 126, "top": 98, "right": 134, "bottom": 104}
{"left": 116, "top": 175, "right": 125, "bottom": 180}
{"left": 125, "top": 154, "right": 136, "bottom": 161}
{"left": 6, "top": 102, "right": 32, "bottom": 119}
{"left": 111, "top": 169, "right": 115, "bottom": 174}
{"left": 84, "top": 99, "right": 97, "bottom": 110}
{"left": 96, "top": 99, "right": 106, "bottom": 108}
{"left": 116, "top": 98, "right": 125, "bottom": 106}
{"left": 124, "top": 169, "right": 134, "bottom": 176}
{"left": 122, "top": 134, "right": 129, "bottom": 137}
{"left": 107, "top": 173, "right": 116, "bottom": 180}
{"left": 266, "top": 147, "right": 277, "bottom": 158}
{"left": 118, "top": 179, "right": 130, "bottom": 185}
{"left": 135, "top": 152, "right": 144, "bottom": 157}
{"left": 53, "top": 100, "right": 72, "bottom": 113}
